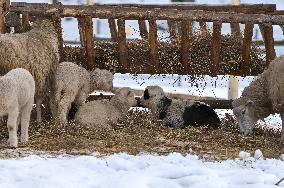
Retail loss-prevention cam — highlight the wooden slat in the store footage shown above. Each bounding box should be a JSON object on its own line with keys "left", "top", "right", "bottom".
{"left": 138, "top": 19, "right": 148, "bottom": 39}
{"left": 78, "top": 17, "right": 86, "bottom": 48}
{"left": 280, "top": 25, "right": 284, "bottom": 35}
{"left": 241, "top": 23, "right": 254, "bottom": 75}
{"left": 180, "top": 19, "right": 190, "bottom": 74}
{"left": 108, "top": 18, "right": 117, "bottom": 42}
{"left": 149, "top": 18, "right": 158, "bottom": 73}
{"left": 199, "top": 21, "right": 208, "bottom": 34}
{"left": 21, "top": 13, "right": 30, "bottom": 32}
{"left": 230, "top": 23, "right": 241, "bottom": 36}
{"left": 167, "top": 20, "right": 178, "bottom": 41}
{"left": 117, "top": 18, "right": 128, "bottom": 73}
{"left": 259, "top": 23, "right": 276, "bottom": 65}
{"left": 53, "top": 15, "right": 63, "bottom": 61}
{"left": 211, "top": 22, "right": 222, "bottom": 76}
{"left": 85, "top": 16, "right": 95, "bottom": 70}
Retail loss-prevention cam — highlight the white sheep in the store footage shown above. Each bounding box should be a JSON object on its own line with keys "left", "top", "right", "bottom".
{"left": 140, "top": 86, "right": 220, "bottom": 128}
{"left": 232, "top": 55, "right": 284, "bottom": 144}
{"left": 0, "top": 18, "right": 59, "bottom": 124}
{"left": 0, "top": 68, "right": 35, "bottom": 148}
{"left": 51, "top": 62, "right": 113, "bottom": 125}
{"left": 75, "top": 87, "right": 136, "bottom": 126}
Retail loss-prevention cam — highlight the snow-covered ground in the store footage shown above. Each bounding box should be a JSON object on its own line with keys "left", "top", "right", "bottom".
{"left": 0, "top": 152, "right": 284, "bottom": 188}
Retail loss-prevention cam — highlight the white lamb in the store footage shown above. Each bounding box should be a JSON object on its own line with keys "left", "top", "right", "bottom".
{"left": 74, "top": 87, "right": 136, "bottom": 126}
{"left": 0, "top": 68, "right": 35, "bottom": 148}
{"left": 51, "top": 62, "right": 113, "bottom": 125}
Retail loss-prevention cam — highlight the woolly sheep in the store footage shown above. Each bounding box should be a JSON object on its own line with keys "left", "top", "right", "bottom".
{"left": 140, "top": 86, "right": 220, "bottom": 128}
{"left": 52, "top": 62, "right": 113, "bottom": 124}
{"left": 232, "top": 55, "right": 284, "bottom": 144}
{"left": 74, "top": 87, "right": 136, "bottom": 126}
{"left": 0, "top": 18, "right": 59, "bottom": 124}
{"left": 0, "top": 68, "right": 35, "bottom": 148}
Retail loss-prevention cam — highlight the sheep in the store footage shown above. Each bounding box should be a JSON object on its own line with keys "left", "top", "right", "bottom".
{"left": 51, "top": 62, "right": 113, "bottom": 125}
{"left": 0, "top": 18, "right": 59, "bottom": 124}
{"left": 74, "top": 87, "right": 136, "bottom": 126}
{"left": 140, "top": 86, "right": 220, "bottom": 129}
{"left": 232, "top": 55, "right": 284, "bottom": 144}
{"left": 0, "top": 68, "right": 35, "bottom": 148}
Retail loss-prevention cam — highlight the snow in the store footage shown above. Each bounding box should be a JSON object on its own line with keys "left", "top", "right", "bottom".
{"left": 0, "top": 152, "right": 283, "bottom": 188}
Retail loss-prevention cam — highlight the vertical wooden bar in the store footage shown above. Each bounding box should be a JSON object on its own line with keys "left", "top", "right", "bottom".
{"left": 241, "top": 23, "right": 254, "bottom": 75}
{"left": 117, "top": 18, "right": 128, "bottom": 73}
{"left": 259, "top": 23, "right": 276, "bottom": 65}
{"left": 108, "top": 19, "right": 117, "bottom": 42}
{"left": 280, "top": 25, "right": 284, "bottom": 35}
{"left": 85, "top": 16, "right": 94, "bottom": 70}
{"left": 167, "top": 19, "right": 178, "bottom": 42}
{"left": 180, "top": 19, "right": 190, "bottom": 74}
{"left": 0, "top": 0, "right": 9, "bottom": 34}
{"left": 78, "top": 17, "right": 86, "bottom": 48}
{"left": 138, "top": 19, "right": 148, "bottom": 40}
{"left": 53, "top": 15, "right": 63, "bottom": 62}
{"left": 211, "top": 22, "right": 222, "bottom": 76}
{"left": 149, "top": 19, "right": 158, "bottom": 73}
{"left": 22, "top": 13, "right": 30, "bottom": 32}
{"left": 199, "top": 21, "right": 208, "bottom": 34}
{"left": 230, "top": 23, "right": 241, "bottom": 36}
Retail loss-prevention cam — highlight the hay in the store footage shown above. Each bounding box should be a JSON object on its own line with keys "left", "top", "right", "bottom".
{"left": 0, "top": 110, "right": 281, "bottom": 160}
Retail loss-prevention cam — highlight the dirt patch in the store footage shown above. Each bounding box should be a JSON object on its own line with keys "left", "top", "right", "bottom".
{"left": 0, "top": 110, "right": 282, "bottom": 160}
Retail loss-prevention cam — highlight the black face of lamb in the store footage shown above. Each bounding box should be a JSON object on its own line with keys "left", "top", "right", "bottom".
{"left": 143, "top": 89, "right": 150, "bottom": 100}
{"left": 182, "top": 102, "right": 220, "bottom": 129}
{"left": 158, "top": 97, "right": 172, "bottom": 120}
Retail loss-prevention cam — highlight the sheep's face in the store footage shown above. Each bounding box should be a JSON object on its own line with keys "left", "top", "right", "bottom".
{"left": 114, "top": 87, "right": 136, "bottom": 107}
{"left": 233, "top": 100, "right": 258, "bottom": 136}
{"left": 140, "top": 86, "right": 165, "bottom": 108}
{"left": 90, "top": 68, "right": 113, "bottom": 91}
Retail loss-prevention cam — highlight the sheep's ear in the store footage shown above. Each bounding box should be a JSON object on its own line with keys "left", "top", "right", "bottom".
{"left": 245, "top": 100, "right": 254, "bottom": 106}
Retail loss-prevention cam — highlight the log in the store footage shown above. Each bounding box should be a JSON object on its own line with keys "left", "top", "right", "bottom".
{"left": 180, "top": 19, "right": 190, "bottom": 74}
{"left": 138, "top": 19, "right": 148, "bottom": 40}
{"left": 211, "top": 22, "right": 222, "bottom": 76}
{"left": 117, "top": 18, "right": 128, "bottom": 73}
{"left": 85, "top": 16, "right": 95, "bottom": 69}
{"left": 149, "top": 18, "right": 158, "bottom": 73}
{"left": 108, "top": 18, "right": 117, "bottom": 42}
{"left": 230, "top": 23, "right": 241, "bottom": 36}
{"left": 21, "top": 13, "right": 30, "bottom": 32}
{"left": 259, "top": 23, "right": 276, "bottom": 65}
{"left": 167, "top": 20, "right": 178, "bottom": 42}
{"left": 241, "top": 23, "right": 254, "bottom": 75}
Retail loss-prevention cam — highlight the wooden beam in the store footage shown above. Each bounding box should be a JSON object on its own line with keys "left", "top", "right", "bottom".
{"left": 180, "top": 19, "right": 190, "bottom": 74}
{"left": 211, "top": 22, "right": 222, "bottom": 76}
{"left": 53, "top": 15, "right": 63, "bottom": 61}
{"left": 21, "top": 13, "right": 30, "bottom": 32}
{"left": 108, "top": 18, "right": 117, "bottom": 42}
{"left": 149, "top": 18, "right": 158, "bottom": 73}
{"left": 85, "top": 16, "right": 95, "bottom": 70}
{"left": 199, "top": 21, "right": 208, "bottom": 34}
{"left": 167, "top": 20, "right": 178, "bottom": 42}
{"left": 230, "top": 23, "right": 241, "bottom": 36}
{"left": 241, "top": 23, "right": 254, "bottom": 75}
{"left": 138, "top": 19, "right": 148, "bottom": 40}
{"left": 117, "top": 18, "right": 128, "bottom": 73}
{"left": 259, "top": 23, "right": 276, "bottom": 65}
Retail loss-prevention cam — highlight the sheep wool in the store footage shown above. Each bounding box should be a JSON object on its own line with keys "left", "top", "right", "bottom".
{"left": 140, "top": 86, "right": 220, "bottom": 129}
{"left": 0, "top": 68, "right": 35, "bottom": 148}
{"left": 51, "top": 62, "right": 113, "bottom": 124}
{"left": 75, "top": 87, "right": 136, "bottom": 127}
{"left": 0, "top": 18, "right": 60, "bottom": 124}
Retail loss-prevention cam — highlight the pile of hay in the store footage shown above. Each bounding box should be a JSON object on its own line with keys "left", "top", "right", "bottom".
{"left": 0, "top": 110, "right": 281, "bottom": 160}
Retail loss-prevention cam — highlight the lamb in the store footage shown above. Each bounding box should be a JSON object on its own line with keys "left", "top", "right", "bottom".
{"left": 75, "top": 87, "right": 136, "bottom": 126}
{"left": 140, "top": 86, "right": 220, "bottom": 128}
{"left": 52, "top": 62, "right": 113, "bottom": 124}
{"left": 0, "top": 68, "right": 35, "bottom": 148}
{"left": 232, "top": 55, "right": 284, "bottom": 144}
{"left": 0, "top": 18, "right": 59, "bottom": 124}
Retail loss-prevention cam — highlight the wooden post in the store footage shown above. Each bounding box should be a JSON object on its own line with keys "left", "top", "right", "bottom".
{"left": 22, "top": 13, "right": 30, "bottom": 32}
{"left": 228, "top": 0, "right": 240, "bottom": 100}
{"left": 211, "top": 21, "right": 222, "bottom": 76}
{"left": 138, "top": 19, "right": 148, "bottom": 40}
{"left": 85, "top": 16, "right": 94, "bottom": 69}
{"left": 180, "top": 19, "right": 190, "bottom": 74}
{"left": 199, "top": 21, "right": 208, "bottom": 34}
{"left": 108, "top": 19, "right": 117, "bottom": 42}
{"left": 0, "top": 0, "right": 10, "bottom": 34}
{"left": 149, "top": 18, "right": 158, "bottom": 73}
{"left": 54, "top": 15, "right": 63, "bottom": 62}
{"left": 117, "top": 18, "right": 128, "bottom": 73}
{"left": 241, "top": 22, "right": 254, "bottom": 74}
{"left": 167, "top": 20, "right": 178, "bottom": 42}
{"left": 259, "top": 23, "right": 276, "bottom": 65}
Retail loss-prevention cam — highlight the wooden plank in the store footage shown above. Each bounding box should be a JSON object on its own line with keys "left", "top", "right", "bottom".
{"left": 259, "top": 23, "right": 276, "bottom": 65}
{"left": 53, "top": 15, "right": 63, "bottom": 61}
{"left": 10, "top": 3, "right": 284, "bottom": 24}
{"left": 180, "top": 19, "right": 190, "bottom": 74}
{"left": 0, "top": 2, "right": 5, "bottom": 34}
{"left": 149, "top": 18, "right": 158, "bottom": 73}
{"left": 241, "top": 23, "right": 254, "bottom": 75}
{"left": 108, "top": 18, "right": 117, "bottom": 42}
{"left": 211, "top": 22, "right": 222, "bottom": 76}
{"left": 21, "top": 13, "right": 30, "bottom": 32}
{"left": 199, "top": 21, "right": 208, "bottom": 33}
{"left": 138, "top": 19, "right": 148, "bottom": 40}
{"left": 78, "top": 17, "right": 86, "bottom": 48}
{"left": 85, "top": 16, "right": 95, "bottom": 70}
{"left": 117, "top": 18, "right": 128, "bottom": 73}
{"left": 167, "top": 20, "right": 178, "bottom": 41}
{"left": 230, "top": 23, "right": 241, "bottom": 36}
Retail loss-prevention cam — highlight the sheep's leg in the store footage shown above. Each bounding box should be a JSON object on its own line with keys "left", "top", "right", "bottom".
{"left": 58, "top": 95, "right": 75, "bottom": 126}
{"left": 36, "top": 98, "right": 43, "bottom": 125}
{"left": 20, "top": 100, "right": 33, "bottom": 144}
{"left": 7, "top": 108, "right": 19, "bottom": 148}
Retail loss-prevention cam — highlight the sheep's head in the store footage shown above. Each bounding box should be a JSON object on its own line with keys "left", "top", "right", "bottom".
{"left": 90, "top": 68, "right": 113, "bottom": 91}
{"left": 140, "top": 86, "right": 165, "bottom": 108}
{"left": 112, "top": 87, "right": 136, "bottom": 108}
{"left": 232, "top": 99, "right": 258, "bottom": 136}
